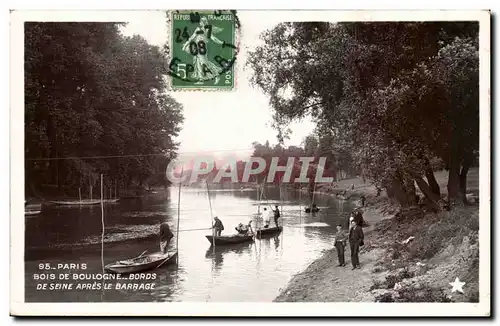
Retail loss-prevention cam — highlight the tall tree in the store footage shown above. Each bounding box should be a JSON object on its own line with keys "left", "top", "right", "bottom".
{"left": 25, "top": 22, "right": 184, "bottom": 197}
{"left": 247, "top": 22, "right": 479, "bottom": 208}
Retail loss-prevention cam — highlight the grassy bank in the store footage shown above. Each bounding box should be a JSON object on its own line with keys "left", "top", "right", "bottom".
{"left": 275, "top": 168, "right": 480, "bottom": 303}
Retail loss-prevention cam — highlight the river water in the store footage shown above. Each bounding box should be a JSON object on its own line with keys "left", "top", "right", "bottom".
{"left": 25, "top": 186, "right": 355, "bottom": 302}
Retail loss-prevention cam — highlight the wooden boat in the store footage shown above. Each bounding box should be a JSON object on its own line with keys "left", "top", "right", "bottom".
{"left": 25, "top": 210, "right": 41, "bottom": 216}
{"left": 255, "top": 226, "right": 283, "bottom": 236}
{"left": 120, "top": 195, "right": 145, "bottom": 199}
{"left": 105, "top": 251, "right": 178, "bottom": 274}
{"left": 305, "top": 207, "right": 320, "bottom": 213}
{"left": 205, "top": 234, "right": 254, "bottom": 246}
{"left": 49, "top": 198, "right": 119, "bottom": 206}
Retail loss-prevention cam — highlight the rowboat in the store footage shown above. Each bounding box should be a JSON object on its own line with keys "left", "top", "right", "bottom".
{"left": 25, "top": 210, "right": 41, "bottom": 216}
{"left": 255, "top": 226, "right": 283, "bottom": 236}
{"left": 205, "top": 234, "right": 254, "bottom": 246}
{"left": 105, "top": 251, "right": 178, "bottom": 274}
{"left": 305, "top": 207, "right": 320, "bottom": 213}
{"left": 49, "top": 198, "right": 120, "bottom": 206}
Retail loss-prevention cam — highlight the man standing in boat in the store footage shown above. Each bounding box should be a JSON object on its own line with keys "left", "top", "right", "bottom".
{"left": 159, "top": 221, "right": 174, "bottom": 253}
{"left": 262, "top": 207, "right": 272, "bottom": 228}
{"left": 272, "top": 205, "right": 280, "bottom": 227}
{"left": 212, "top": 215, "right": 224, "bottom": 236}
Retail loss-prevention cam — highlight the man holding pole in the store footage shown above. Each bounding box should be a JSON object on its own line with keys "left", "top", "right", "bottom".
{"left": 272, "top": 205, "right": 280, "bottom": 227}
{"left": 160, "top": 221, "right": 174, "bottom": 253}
{"left": 212, "top": 214, "right": 224, "bottom": 237}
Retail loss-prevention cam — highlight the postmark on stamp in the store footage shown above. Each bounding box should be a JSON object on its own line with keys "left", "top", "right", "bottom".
{"left": 167, "top": 10, "right": 238, "bottom": 91}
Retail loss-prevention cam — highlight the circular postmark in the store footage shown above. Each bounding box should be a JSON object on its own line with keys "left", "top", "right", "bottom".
{"left": 166, "top": 10, "right": 240, "bottom": 89}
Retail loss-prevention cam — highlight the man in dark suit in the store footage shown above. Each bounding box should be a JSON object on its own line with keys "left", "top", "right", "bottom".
{"left": 348, "top": 220, "right": 364, "bottom": 269}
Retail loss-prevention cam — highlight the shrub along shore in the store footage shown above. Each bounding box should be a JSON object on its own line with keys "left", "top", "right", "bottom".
{"left": 275, "top": 169, "right": 479, "bottom": 303}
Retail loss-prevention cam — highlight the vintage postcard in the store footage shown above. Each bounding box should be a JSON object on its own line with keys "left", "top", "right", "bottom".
{"left": 10, "top": 9, "right": 490, "bottom": 316}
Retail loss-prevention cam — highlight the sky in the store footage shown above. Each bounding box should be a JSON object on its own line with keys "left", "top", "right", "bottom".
{"left": 120, "top": 11, "right": 315, "bottom": 160}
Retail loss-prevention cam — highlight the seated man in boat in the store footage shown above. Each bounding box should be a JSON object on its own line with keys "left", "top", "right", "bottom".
{"left": 272, "top": 205, "right": 280, "bottom": 227}
{"left": 212, "top": 216, "right": 224, "bottom": 237}
{"left": 159, "top": 221, "right": 174, "bottom": 253}
{"left": 235, "top": 220, "right": 253, "bottom": 235}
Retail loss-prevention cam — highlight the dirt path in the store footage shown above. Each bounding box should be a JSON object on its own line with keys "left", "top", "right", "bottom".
{"left": 275, "top": 206, "right": 391, "bottom": 302}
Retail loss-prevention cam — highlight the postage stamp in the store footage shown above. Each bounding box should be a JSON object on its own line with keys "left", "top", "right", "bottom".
{"left": 168, "top": 10, "right": 238, "bottom": 90}
{"left": 9, "top": 9, "right": 491, "bottom": 318}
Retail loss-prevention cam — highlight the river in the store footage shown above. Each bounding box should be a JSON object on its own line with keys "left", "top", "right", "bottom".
{"left": 25, "top": 186, "right": 355, "bottom": 302}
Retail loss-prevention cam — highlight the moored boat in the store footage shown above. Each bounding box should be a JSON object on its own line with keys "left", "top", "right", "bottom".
{"left": 205, "top": 234, "right": 254, "bottom": 246}
{"left": 105, "top": 251, "right": 178, "bottom": 274}
{"left": 49, "top": 198, "right": 120, "bottom": 206}
{"left": 305, "top": 207, "right": 320, "bottom": 213}
{"left": 25, "top": 210, "right": 41, "bottom": 216}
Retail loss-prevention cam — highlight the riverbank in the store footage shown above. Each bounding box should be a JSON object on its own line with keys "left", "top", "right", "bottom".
{"left": 275, "top": 169, "right": 480, "bottom": 303}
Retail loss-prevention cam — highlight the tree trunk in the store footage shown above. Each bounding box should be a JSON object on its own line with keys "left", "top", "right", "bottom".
{"left": 425, "top": 166, "right": 441, "bottom": 197}
{"left": 403, "top": 178, "right": 417, "bottom": 206}
{"left": 459, "top": 160, "right": 471, "bottom": 204}
{"left": 447, "top": 156, "right": 461, "bottom": 204}
{"left": 414, "top": 177, "right": 442, "bottom": 212}
{"left": 390, "top": 175, "right": 410, "bottom": 207}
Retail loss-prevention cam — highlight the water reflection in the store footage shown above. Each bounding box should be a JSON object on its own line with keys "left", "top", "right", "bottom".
{"left": 26, "top": 186, "right": 356, "bottom": 302}
{"left": 204, "top": 242, "right": 254, "bottom": 272}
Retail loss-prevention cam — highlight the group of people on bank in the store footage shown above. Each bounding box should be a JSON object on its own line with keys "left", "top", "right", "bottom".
{"left": 333, "top": 210, "right": 365, "bottom": 269}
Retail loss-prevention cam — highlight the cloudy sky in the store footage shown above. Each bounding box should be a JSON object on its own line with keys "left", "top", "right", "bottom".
{"left": 120, "top": 11, "right": 315, "bottom": 159}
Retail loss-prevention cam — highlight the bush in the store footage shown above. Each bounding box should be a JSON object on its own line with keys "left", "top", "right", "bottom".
{"left": 407, "top": 207, "right": 478, "bottom": 260}
{"left": 385, "top": 268, "right": 415, "bottom": 289}
{"left": 396, "top": 287, "right": 452, "bottom": 303}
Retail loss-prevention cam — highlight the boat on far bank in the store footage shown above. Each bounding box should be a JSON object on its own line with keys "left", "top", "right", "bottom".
{"left": 304, "top": 207, "right": 320, "bottom": 213}
{"left": 25, "top": 210, "right": 41, "bottom": 216}
{"left": 49, "top": 198, "right": 120, "bottom": 206}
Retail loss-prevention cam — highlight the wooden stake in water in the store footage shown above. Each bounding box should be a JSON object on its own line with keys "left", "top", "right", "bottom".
{"left": 206, "top": 180, "right": 215, "bottom": 248}
{"left": 176, "top": 167, "right": 184, "bottom": 262}
{"left": 256, "top": 181, "right": 260, "bottom": 215}
{"left": 79, "top": 187, "right": 82, "bottom": 203}
{"left": 279, "top": 178, "right": 284, "bottom": 250}
{"left": 100, "top": 174, "right": 104, "bottom": 273}
{"left": 310, "top": 182, "right": 317, "bottom": 210}
{"left": 299, "top": 186, "right": 302, "bottom": 226}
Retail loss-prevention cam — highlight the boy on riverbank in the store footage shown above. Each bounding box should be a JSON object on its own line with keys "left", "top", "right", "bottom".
{"left": 333, "top": 224, "right": 347, "bottom": 266}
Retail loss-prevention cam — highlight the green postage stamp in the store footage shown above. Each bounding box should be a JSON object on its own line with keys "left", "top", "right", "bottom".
{"left": 168, "top": 10, "right": 238, "bottom": 91}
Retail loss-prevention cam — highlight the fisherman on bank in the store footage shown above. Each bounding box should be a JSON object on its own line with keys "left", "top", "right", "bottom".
{"left": 349, "top": 219, "right": 364, "bottom": 270}
{"left": 212, "top": 215, "right": 224, "bottom": 237}
{"left": 333, "top": 224, "right": 347, "bottom": 267}
{"left": 159, "top": 221, "right": 174, "bottom": 253}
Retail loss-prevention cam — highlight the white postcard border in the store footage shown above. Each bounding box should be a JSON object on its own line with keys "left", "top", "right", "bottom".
{"left": 10, "top": 9, "right": 491, "bottom": 317}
